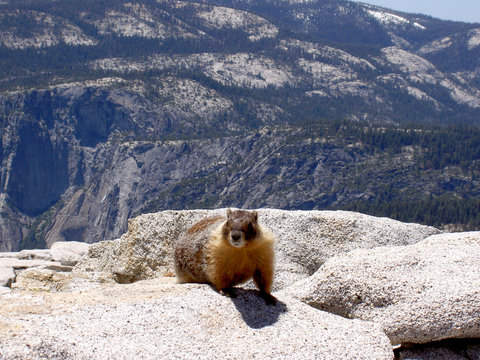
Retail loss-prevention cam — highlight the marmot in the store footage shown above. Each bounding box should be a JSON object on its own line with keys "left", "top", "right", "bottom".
{"left": 174, "top": 209, "right": 275, "bottom": 303}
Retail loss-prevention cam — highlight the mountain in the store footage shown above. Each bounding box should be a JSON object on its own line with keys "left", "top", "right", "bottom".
{"left": 1, "top": 0, "right": 480, "bottom": 250}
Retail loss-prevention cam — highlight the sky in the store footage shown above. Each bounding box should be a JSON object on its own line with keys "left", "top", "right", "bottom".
{"left": 352, "top": 0, "right": 480, "bottom": 24}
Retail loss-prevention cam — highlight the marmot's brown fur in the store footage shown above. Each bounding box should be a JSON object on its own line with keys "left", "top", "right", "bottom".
{"left": 174, "top": 209, "right": 275, "bottom": 302}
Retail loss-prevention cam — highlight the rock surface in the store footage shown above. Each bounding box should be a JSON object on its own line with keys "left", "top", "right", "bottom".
{"left": 0, "top": 277, "right": 393, "bottom": 360}
{"left": 73, "top": 209, "right": 439, "bottom": 288}
{"left": 50, "top": 241, "right": 89, "bottom": 266}
{"left": 0, "top": 252, "right": 20, "bottom": 258}
{"left": 281, "top": 231, "right": 480, "bottom": 345}
{"left": 18, "top": 249, "right": 52, "bottom": 261}
{"left": 11, "top": 268, "right": 71, "bottom": 292}
{"left": 0, "top": 241, "right": 89, "bottom": 290}
{"left": 1, "top": 209, "right": 479, "bottom": 359}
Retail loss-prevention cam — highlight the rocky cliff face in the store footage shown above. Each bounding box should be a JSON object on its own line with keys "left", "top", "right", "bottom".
{"left": 1, "top": 0, "right": 480, "bottom": 250}
{"left": 1, "top": 78, "right": 479, "bottom": 250}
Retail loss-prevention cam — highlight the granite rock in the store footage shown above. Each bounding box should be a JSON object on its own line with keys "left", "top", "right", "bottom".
{"left": 0, "top": 277, "right": 393, "bottom": 360}
{"left": 73, "top": 209, "right": 439, "bottom": 288}
{"left": 18, "top": 249, "right": 52, "bottom": 261}
{"left": 50, "top": 241, "right": 89, "bottom": 266}
{"left": 281, "top": 232, "right": 480, "bottom": 345}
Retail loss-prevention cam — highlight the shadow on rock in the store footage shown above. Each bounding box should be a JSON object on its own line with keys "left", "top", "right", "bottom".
{"left": 227, "top": 288, "right": 288, "bottom": 329}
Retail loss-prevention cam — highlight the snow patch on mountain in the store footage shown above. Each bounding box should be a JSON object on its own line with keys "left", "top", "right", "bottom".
{"left": 365, "top": 8, "right": 426, "bottom": 30}
{"left": 413, "top": 22, "right": 426, "bottom": 30}
{"left": 367, "top": 9, "right": 409, "bottom": 26}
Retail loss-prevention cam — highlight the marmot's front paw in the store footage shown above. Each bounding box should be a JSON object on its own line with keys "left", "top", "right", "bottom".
{"left": 219, "top": 287, "right": 237, "bottom": 298}
{"left": 259, "top": 291, "right": 277, "bottom": 306}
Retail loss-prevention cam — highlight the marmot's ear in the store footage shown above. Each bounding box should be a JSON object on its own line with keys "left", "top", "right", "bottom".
{"left": 227, "top": 208, "right": 232, "bottom": 218}
{"left": 252, "top": 210, "right": 258, "bottom": 222}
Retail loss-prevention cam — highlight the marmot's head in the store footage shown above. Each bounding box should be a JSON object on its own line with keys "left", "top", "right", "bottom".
{"left": 223, "top": 209, "right": 259, "bottom": 248}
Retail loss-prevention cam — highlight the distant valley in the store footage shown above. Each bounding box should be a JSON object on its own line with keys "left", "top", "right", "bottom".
{"left": 1, "top": 0, "right": 480, "bottom": 250}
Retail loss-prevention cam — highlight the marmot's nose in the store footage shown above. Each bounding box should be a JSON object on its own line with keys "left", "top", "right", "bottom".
{"left": 230, "top": 230, "right": 245, "bottom": 247}
{"left": 231, "top": 232, "right": 242, "bottom": 242}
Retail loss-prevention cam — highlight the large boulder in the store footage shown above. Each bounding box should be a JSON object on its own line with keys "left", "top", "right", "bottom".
{"left": 50, "top": 241, "right": 90, "bottom": 266}
{"left": 0, "top": 277, "right": 393, "bottom": 359}
{"left": 73, "top": 209, "right": 439, "bottom": 287}
{"left": 281, "top": 232, "right": 480, "bottom": 345}
{"left": 261, "top": 209, "right": 439, "bottom": 288}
